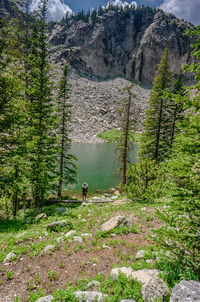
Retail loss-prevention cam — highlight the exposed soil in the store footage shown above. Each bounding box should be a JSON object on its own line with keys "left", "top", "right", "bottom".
{"left": 0, "top": 208, "right": 161, "bottom": 302}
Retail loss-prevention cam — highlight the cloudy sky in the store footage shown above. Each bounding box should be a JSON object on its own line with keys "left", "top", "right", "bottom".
{"left": 31, "top": 0, "right": 200, "bottom": 25}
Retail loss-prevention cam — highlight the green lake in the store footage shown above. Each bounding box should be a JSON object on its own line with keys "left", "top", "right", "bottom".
{"left": 68, "top": 143, "right": 139, "bottom": 194}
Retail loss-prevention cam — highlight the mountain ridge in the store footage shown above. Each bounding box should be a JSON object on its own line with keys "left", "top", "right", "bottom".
{"left": 50, "top": 6, "right": 194, "bottom": 83}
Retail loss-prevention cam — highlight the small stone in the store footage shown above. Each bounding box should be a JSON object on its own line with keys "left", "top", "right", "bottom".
{"left": 43, "top": 245, "right": 55, "bottom": 253}
{"left": 146, "top": 259, "right": 154, "bottom": 264}
{"left": 120, "top": 300, "right": 136, "bottom": 302}
{"left": 75, "top": 291, "right": 108, "bottom": 302}
{"left": 86, "top": 280, "right": 100, "bottom": 289}
{"left": 135, "top": 250, "right": 145, "bottom": 259}
{"left": 3, "top": 253, "right": 16, "bottom": 263}
{"left": 81, "top": 233, "right": 92, "bottom": 237}
{"left": 35, "top": 213, "right": 47, "bottom": 222}
{"left": 16, "top": 231, "right": 27, "bottom": 238}
{"left": 36, "top": 295, "right": 54, "bottom": 302}
{"left": 74, "top": 236, "right": 83, "bottom": 243}
{"left": 46, "top": 220, "right": 66, "bottom": 231}
{"left": 65, "top": 230, "right": 76, "bottom": 237}
{"left": 102, "top": 244, "right": 111, "bottom": 249}
{"left": 101, "top": 216, "right": 134, "bottom": 232}
{"left": 56, "top": 237, "right": 63, "bottom": 243}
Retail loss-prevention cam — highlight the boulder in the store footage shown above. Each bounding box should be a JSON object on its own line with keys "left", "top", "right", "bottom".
{"left": 135, "top": 250, "right": 145, "bottom": 260}
{"left": 56, "top": 207, "right": 66, "bottom": 214}
{"left": 142, "top": 276, "right": 170, "bottom": 302}
{"left": 46, "top": 220, "right": 66, "bottom": 231}
{"left": 170, "top": 280, "right": 200, "bottom": 302}
{"left": 101, "top": 216, "right": 134, "bottom": 232}
{"left": 110, "top": 268, "right": 169, "bottom": 302}
{"left": 75, "top": 291, "right": 108, "bottom": 302}
{"left": 3, "top": 252, "right": 16, "bottom": 263}
{"left": 36, "top": 296, "right": 54, "bottom": 302}
{"left": 35, "top": 213, "right": 47, "bottom": 222}
{"left": 43, "top": 245, "right": 55, "bottom": 253}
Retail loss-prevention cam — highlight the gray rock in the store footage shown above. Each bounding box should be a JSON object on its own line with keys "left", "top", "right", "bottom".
{"left": 56, "top": 207, "right": 66, "bottom": 214}
{"left": 135, "top": 250, "right": 145, "bottom": 260}
{"left": 101, "top": 216, "right": 134, "bottom": 232}
{"left": 35, "top": 213, "right": 47, "bottom": 222}
{"left": 65, "top": 230, "right": 77, "bottom": 237}
{"left": 170, "top": 280, "right": 200, "bottom": 302}
{"left": 43, "top": 245, "right": 55, "bottom": 253}
{"left": 16, "top": 231, "right": 27, "bottom": 238}
{"left": 120, "top": 300, "right": 136, "bottom": 302}
{"left": 110, "top": 267, "right": 134, "bottom": 281}
{"left": 46, "top": 220, "right": 66, "bottom": 231}
{"left": 75, "top": 291, "right": 108, "bottom": 302}
{"left": 3, "top": 252, "right": 16, "bottom": 263}
{"left": 142, "top": 276, "right": 170, "bottom": 302}
{"left": 146, "top": 259, "right": 154, "bottom": 264}
{"left": 36, "top": 296, "right": 54, "bottom": 302}
{"left": 81, "top": 233, "right": 92, "bottom": 237}
{"left": 74, "top": 236, "right": 83, "bottom": 243}
{"left": 86, "top": 280, "right": 101, "bottom": 289}
{"left": 110, "top": 268, "right": 169, "bottom": 302}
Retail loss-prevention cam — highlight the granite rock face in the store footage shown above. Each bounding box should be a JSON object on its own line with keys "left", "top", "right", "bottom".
{"left": 50, "top": 8, "right": 193, "bottom": 83}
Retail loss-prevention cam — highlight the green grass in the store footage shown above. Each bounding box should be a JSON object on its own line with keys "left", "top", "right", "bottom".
{"left": 97, "top": 129, "right": 141, "bottom": 143}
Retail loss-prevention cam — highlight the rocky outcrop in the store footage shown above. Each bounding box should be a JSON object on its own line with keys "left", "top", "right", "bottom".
{"left": 50, "top": 8, "right": 193, "bottom": 84}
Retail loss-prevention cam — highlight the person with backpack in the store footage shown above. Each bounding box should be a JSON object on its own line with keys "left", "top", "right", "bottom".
{"left": 82, "top": 183, "right": 88, "bottom": 201}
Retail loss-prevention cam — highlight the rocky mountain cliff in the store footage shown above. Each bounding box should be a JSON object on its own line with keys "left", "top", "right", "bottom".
{"left": 50, "top": 7, "right": 193, "bottom": 83}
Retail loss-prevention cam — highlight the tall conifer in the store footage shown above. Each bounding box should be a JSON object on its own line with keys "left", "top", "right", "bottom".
{"left": 57, "top": 65, "right": 77, "bottom": 198}
{"left": 140, "top": 46, "right": 172, "bottom": 163}
{"left": 26, "top": 0, "right": 59, "bottom": 208}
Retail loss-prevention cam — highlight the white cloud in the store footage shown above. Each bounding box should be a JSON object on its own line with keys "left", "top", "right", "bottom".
{"left": 30, "top": 0, "right": 73, "bottom": 21}
{"left": 106, "top": 0, "right": 137, "bottom": 9}
{"left": 160, "top": 0, "right": 200, "bottom": 25}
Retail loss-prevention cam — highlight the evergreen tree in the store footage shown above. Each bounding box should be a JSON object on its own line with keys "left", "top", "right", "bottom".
{"left": 57, "top": 65, "right": 77, "bottom": 198}
{"left": 154, "top": 25, "right": 200, "bottom": 283}
{"left": 0, "top": 16, "right": 28, "bottom": 218}
{"left": 91, "top": 8, "right": 97, "bottom": 23}
{"left": 116, "top": 84, "right": 137, "bottom": 185}
{"left": 168, "top": 72, "right": 185, "bottom": 150}
{"left": 140, "top": 46, "right": 172, "bottom": 163}
{"left": 26, "top": 0, "right": 59, "bottom": 208}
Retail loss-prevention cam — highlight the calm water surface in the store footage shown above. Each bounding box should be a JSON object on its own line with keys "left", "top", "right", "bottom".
{"left": 68, "top": 143, "right": 139, "bottom": 193}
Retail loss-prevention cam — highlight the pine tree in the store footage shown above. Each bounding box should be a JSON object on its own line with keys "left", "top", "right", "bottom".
{"left": 26, "top": 0, "right": 59, "bottom": 208}
{"left": 168, "top": 72, "right": 185, "bottom": 150}
{"left": 154, "top": 25, "right": 200, "bottom": 283}
{"left": 116, "top": 84, "right": 138, "bottom": 185}
{"left": 0, "top": 16, "right": 28, "bottom": 218}
{"left": 57, "top": 65, "right": 77, "bottom": 198}
{"left": 140, "top": 46, "right": 172, "bottom": 163}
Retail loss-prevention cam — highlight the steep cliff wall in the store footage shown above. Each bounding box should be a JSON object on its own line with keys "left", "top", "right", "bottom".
{"left": 50, "top": 7, "right": 193, "bottom": 83}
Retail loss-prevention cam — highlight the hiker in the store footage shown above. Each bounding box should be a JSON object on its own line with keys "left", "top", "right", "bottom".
{"left": 82, "top": 183, "right": 88, "bottom": 201}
